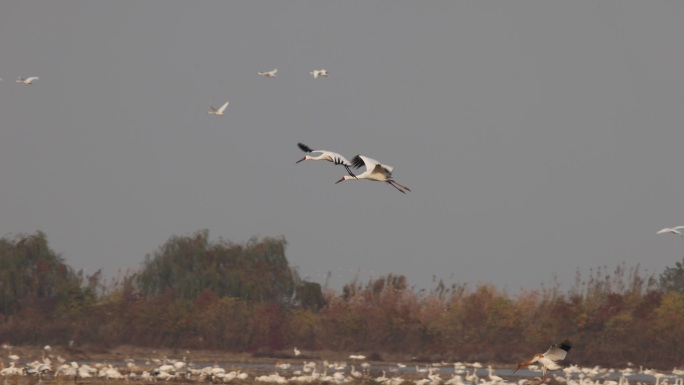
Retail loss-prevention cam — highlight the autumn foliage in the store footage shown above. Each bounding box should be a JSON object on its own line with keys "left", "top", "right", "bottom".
{"left": 1, "top": 230, "right": 683, "bottom": 369}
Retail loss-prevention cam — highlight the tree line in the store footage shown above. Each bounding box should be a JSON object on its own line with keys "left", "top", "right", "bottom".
{"left": 1, "top": 230, "right": 684, "bottom": 369}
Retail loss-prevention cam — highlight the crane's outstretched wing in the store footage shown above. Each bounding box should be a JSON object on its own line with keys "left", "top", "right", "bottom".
{"left": 543, "top": 340, "right": 571, "bottom": 361}
{"left": 217, "top": 101, "right": 229, "bottom": 113}
{"left": 351, "top": 155, "right": 378, "bottom": 171}
{"left": 298, "top": 143, "right": 315, "bottom": 153}
{"left": 352, "top": 155, "right": 394, "bottom": 175}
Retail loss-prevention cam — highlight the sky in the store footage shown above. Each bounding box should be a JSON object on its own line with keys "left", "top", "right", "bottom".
{"left": 2, "top": 2, "right": 684, "bottom": 293}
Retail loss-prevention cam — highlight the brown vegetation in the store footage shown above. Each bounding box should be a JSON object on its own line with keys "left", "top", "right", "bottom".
{"left": 1, "top": 230, "right": 683, "bottom": 369}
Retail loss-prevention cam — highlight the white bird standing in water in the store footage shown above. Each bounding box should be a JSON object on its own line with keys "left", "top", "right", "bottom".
{"left": 293, "top": 347, "right": 301, "bottom": 357}
{"left": 258, "top": 69, "right": 278, "bottom": 78}
{"left": 296, "top": 143, "right": 356, "bottom": 177}
{"left": 487, "top": 366, "right": 504, "bottom": 383}
{"left": 336, "top": 155, "right": 410, "bottom": 194}
{"left": 17, "top": 76, "right": 39, "bottom": 84}
{"left": 657, "top": 226, "right": 684, "bottom": 237}
{"left": 513, "top": 340, "right": 572, "bottom": 382}
{"left": 208, "top": 101, "right": 229, "bottom": 116}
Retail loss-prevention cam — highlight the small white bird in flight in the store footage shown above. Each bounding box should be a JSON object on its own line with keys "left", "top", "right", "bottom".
{"left": 310, "top": 69, "right": 328, "bottom": 79}
{"left": 208, "top": 101, "right": 229, "bottom": 116}
{"left": 657, "top": 226, "right": 684, "bottom": 237}
{"left": 513, "top": 340, "right": 572, "bottom": 382}
{"left": 296, "top": 143, "right": 355, "bottom": 177}
{"left": 336, "top": 155, "right": 410, "bottom": 194}
{"left": 258, "top": 69, "right": 278, "bottom": 78}
{"left": 16, "top": 76, "right": 39, "bottom": 84}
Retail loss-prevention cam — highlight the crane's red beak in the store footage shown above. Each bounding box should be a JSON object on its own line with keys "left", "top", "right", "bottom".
{"left": 296, "top": 157, "right": 306, "bottom": 164}
{"left": 512, "top": 363, "right": 525, "bottom": 375}
{"left": 335, "top": 177, "right": 345, "bottom": 184}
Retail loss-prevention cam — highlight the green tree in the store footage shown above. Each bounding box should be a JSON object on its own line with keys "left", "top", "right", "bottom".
{"left": 295, "top": 281, "right": 326, "bottom": 310}
{"left": 0, "top": 232, "right": 95, "bottom": 345}
{"left": 0, "top": 232, "right": 85, "bottom": 315}
{"left": 659, "top": 256, "right": 684, "bottom": 292}
{"left": 653, "top": 291, "right": 684, "bottom": 360}
{"left": 136, "top": 230, "right": 306, "bottom": 304}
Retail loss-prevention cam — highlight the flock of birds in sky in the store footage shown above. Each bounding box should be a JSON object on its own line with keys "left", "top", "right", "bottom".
{"left": 8, "top": 71, "right": 683, "bottom": 220}
{"left": 3, "top": 341, "right": 684, "bottom": 385}
{"left": 206, "top": 68, "right": 410, "bottom": 194}
{"left": 6, "top": 69, "right": 411, "bottom": 194}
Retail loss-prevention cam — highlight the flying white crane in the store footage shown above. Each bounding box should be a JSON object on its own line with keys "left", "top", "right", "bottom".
{"left": 296, "top": 143, "right": 356, "bottom": 177}
{"left": 336, "top": 155, "right": 410, "bottom": 194}
{"left": 657, "top": 226, "right": 684, "bottom": 237}
{"left": 310, "top": 69, "right": 328, "bottom": 79}
{"left": 17, "top": 76, "right": 39, "bottom": 84}
{"left": 513, "top": 339, "right": 572, "bottom": 381}
{"left": 258, "top": 69, "right": 278, "bottom": 78}
{"left": 208, "top": 101, "right": 229, "bottom": 116}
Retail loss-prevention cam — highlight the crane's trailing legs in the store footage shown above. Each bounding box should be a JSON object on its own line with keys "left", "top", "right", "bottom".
{"left": 388, "top": 180, "right": 410, "bottom": 193}
{"left": 345, "top": 165, "right": 356, "bottom": 178}
{"left": 387, "top": 180, "right": 409, "bottom": 194}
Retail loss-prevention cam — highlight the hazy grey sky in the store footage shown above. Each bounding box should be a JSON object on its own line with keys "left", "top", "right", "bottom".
{"left": 2, "top": 2, "right": 684, "bottom": 292}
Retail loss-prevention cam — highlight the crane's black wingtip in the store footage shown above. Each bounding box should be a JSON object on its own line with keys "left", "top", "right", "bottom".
{"left": 558, "top": 340, "right": 572, "bottom": 352}
{"left": 351, "top": 155, "right": 365, "bottom": 169}
{"left": 297, "top": 143, "right": 313, "bottom": 153}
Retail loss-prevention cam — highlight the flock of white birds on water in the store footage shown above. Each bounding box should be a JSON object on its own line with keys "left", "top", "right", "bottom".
{"left": 2, "top": 345, "right": 684, "bottom": 385}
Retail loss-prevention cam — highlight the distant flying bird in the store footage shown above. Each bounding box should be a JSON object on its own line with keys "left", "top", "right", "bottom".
{"left": 336, "top": 155, "right": 411, "bottom": 194}
{"left": 310, "top": 69, "right": 328, "bottom": 78}
{"left": 296, "top": 142, "right": 356, "bottom": 177}
{"left": 513, "top": 340, "right": 572, "bottom": 381}
{"left": 258, "top": 69, "right": 278, "bottom": 78}
{"left": 657, "top": 226, "right": 684, "bottom": 237}
{"left": 16, "top": 76, "right": 39, "bottom": 84}
{"left": 208, "top": 101, "right": 229, "bottom": 116}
